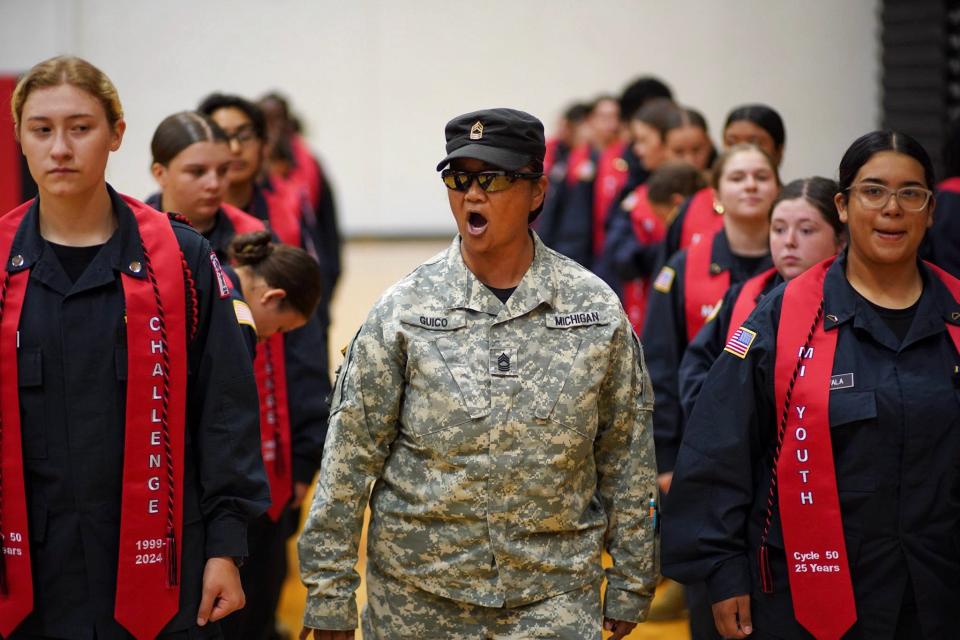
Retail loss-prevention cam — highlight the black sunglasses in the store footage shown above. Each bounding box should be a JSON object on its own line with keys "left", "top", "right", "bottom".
{"left": 441, "top": 169, "right": 543, "bottom": 193}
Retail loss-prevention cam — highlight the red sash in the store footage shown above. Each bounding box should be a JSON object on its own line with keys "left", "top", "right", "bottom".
{"left": 621, "top": 185, "right": 666, "bottom": 332}
{"left": 683, "top": 236, "right": 730, "bottom": 342}
{"left": 219, "top": 205, "right": 293, "bottom": 521}
{"left": 0, "top": 77, "right": 21, "bottom": 215}
{"left": 769, "top": 258, "right": 960, "bottom": 639}
{"left": 725, "top": 267, "right": 778, "bottom": 341}
{"left": 286, "top": 135, "right": 323, "bottom": 209}
{"left": 592, "top": 141, "right": 628, "bottom": 255}
{"left": 261, "top": 178, "right": 302, "bottom": 248}
{"left": 543, "top": 137, "right": 560, "bottom": 179}
{"left": 564, "top": 143, "right": 592, "bottom": 187}
{"left": 0, "top": 195, "right": 187, "bottom": 639}
{"left": 679, "top": 188, "right": 723, "bottom": 250}
{"left": 938, "top": 177, "right": 960, "bottom": 194}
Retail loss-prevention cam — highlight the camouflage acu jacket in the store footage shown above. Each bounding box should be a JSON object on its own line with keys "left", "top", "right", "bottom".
{"left": 299, "top": 232, "right": 658, "bottom": 630}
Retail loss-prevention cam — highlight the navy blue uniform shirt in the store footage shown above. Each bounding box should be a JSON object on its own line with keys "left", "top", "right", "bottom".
{"left": 10, "top": 188, "right": 269, "bottom": 639}
{"left": 641, "top": 229, "right": 771, "bottom": 472}
{"left": 679, "top": 272, "right": 783, "bottom": 421}
{"left": 662, "top": 252, "right": 960, "bottom": 639}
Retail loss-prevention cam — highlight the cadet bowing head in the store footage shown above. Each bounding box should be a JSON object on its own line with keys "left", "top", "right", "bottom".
{"left": 712, "top": 143, "right": 781, "bottom": 224}
{"left": 770, "top": 177, "right": 844, "bottom": 281}
{"left": 646, "top": 161, "right": 708, "bottom": 221}
{"left": 437, "top": 108, "right": 547, "bottom": 254}
{"left": 150, "top": 111, "right": 231, "bottom": 231}
{"left": 722, "top": 104, "right": 786, "bottom": 167}
{"left": 835, "top": 131, "right": 935, "bottom": 269}
{"left": 197, "top": 93, "right": 266, "bottom": 186}
{"left": 13, "top": 56, "right": 125, "bottom": 199}
{"left": 229, "top": 230, "right": 322, "bottom": 340}
{"left": 630, "top": 97, "right": 679, "bottom": 172}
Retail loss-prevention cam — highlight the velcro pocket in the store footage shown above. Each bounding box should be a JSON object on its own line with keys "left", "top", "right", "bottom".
{"left": 829, "top": 390, "right": 877, "bottom": 427}
{"left": 17, "top": 346, "right": 42, "bottom": 387}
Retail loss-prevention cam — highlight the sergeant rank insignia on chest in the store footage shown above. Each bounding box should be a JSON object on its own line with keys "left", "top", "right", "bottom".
{"left": 489, "top": 346, "right": 519, "bottom": 377}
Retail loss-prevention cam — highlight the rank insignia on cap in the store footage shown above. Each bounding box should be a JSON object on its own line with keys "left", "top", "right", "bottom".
{"left": 470, "top": 121, "right": 484, "bottom": 140}
{"left": 724, "top": 326, "right": 757, "bottom": 359}
{"left": 653, "top": 266, "right": 676, "bottom": 293}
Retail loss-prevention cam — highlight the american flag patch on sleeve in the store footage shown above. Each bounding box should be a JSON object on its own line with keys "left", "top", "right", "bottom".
{"left": 653, "top": 266, "right": 676, "bottom": 293}
{"left": 724, "top": 326, "right": 757, "bottom": 359}
{"left": 232, "top": 299, "right": 257, "bottom": 331}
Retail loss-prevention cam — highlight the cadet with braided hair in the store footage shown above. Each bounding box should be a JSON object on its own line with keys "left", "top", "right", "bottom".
{"left": 228, "top": 230, "right": 322, "bottom": 339}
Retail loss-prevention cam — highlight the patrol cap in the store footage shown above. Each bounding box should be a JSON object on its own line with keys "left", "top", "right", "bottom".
{"left": 436, "top": 108, "right": 546, "bottom": 171}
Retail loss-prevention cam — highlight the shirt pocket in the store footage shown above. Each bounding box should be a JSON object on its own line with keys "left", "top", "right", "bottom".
{"left": 18, "top": 346, "right": 47, "bottom": 460}
{"left": 829, "top": 390, "right": 878, "bottom": 492}
{"left": 402, "top": 334, "right": 489, "bottom": 436}
{"left": 533, "top": 327, "right": 609, "bottom": 440}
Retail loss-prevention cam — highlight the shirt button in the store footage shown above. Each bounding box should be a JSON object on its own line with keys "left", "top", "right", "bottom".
{"left": 10, "top": 255, "right": 23, "bottom": 268}
{"left": 129, "top": 260, "right": 142, "bottom": 274}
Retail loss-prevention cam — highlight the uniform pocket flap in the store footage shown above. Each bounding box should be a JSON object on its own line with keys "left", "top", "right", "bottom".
{"left": 829, "top": 390, "right": 877, "bottom": 428}
{"left": 17, "top": 346, "right": 42, "bottom": 387}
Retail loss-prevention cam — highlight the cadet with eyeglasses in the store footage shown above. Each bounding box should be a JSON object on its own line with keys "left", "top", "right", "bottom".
{"left": 662, "top": 131, "right": 960, "bottom": 640}
{"left": 297, "top": 108, "right": 659, "bottom": 639}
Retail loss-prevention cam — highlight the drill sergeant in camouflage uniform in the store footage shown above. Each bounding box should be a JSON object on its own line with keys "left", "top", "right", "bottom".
{"left": 298, "top": 108, "right": 659, "bottom": 639}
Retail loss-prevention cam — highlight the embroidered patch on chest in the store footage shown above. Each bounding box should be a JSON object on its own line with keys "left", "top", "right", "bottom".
{"left": 489, "top": 347, "right": 519, "bottom": 377}
{"left": 830, "top": 373, "right": 854, "bottom": 390}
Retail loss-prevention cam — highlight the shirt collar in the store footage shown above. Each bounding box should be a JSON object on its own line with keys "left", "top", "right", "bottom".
{"left": 438, "top": 231, "right": 557, "bottom": 320}
{"left": 822, "top": 251, "right": 960, "bottom": 347}
{"left": 7, "top": 185, "right": 146, "bottom": 279}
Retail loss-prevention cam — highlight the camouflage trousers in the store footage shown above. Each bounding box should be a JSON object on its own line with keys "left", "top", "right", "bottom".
{"left": 361, "top": 563, "right": 602, "bottom": 639}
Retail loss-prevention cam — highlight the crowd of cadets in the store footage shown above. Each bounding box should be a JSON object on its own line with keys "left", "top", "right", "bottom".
{"left": 0, "top": 55, "right": 340, "bottom": 640}
{"left": 6, "top": 53, "right": 960, "bottom": 640}
{"left": 536, "top": 75, "right": 960, "bottom": 639}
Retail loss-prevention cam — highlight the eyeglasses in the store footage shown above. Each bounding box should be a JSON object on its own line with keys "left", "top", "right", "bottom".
{"left": 223, "top": 126, "right": 259, "bottom": 146}
{"left": 846, "top": 183, "right": 933, "bottom": 212}
{"left": 441, "top": 169, "right": 542, "bottom": 193}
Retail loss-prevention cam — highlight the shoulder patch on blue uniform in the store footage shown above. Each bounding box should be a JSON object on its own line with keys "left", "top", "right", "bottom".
{"left": 578, "top": 159, "right": 596, "bottom": 181}
{"left": 209, "top": 252, "right": 231, "bottom": 299}
{"left": 653, "top": 266, "right": 675, "bottom": 293}
{"left": 705, "top": 298, "right": 723, "bottom": 323}
{"left": 724, "top": 326, "right": 757, "bottom": 359}
{"left": 232, "top": 299, "right": 256, "bottom": 331}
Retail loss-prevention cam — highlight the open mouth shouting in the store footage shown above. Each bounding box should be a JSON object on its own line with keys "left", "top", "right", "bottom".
{"left": 467, "top": 211, "right": 488, "bottom": 236}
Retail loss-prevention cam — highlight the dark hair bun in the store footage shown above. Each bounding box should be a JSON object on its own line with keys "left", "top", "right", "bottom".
{"left": 229, "top": 230, "right": 274, "bottom": 266}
